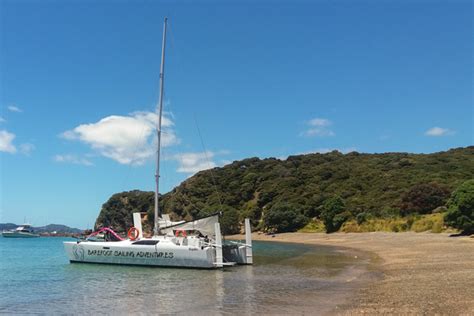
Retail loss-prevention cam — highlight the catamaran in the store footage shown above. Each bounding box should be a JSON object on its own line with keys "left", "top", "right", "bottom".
{"left": 63, "top": 18, "right": 252, "bottom": 269}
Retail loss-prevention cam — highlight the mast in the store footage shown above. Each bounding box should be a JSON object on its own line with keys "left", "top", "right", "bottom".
{"left": 154, "top": 17, "right": 168, "bottom": 236}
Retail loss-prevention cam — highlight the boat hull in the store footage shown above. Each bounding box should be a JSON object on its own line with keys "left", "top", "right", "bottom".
{"left": 2, "top": 232, "right": 40, "bottom": 238}
{"left": 223, "top": 244, "right": 250, "bottom": 264}
{"left": 64, "top": 240, "right": 218, "bottom": 269}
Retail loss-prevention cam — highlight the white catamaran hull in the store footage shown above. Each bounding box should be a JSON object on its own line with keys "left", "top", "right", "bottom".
{"left": 64, "top": 217, "right": 253, "bottom": 269}
{"left": 64, "top": 240, "right": 217, "bottom": 269}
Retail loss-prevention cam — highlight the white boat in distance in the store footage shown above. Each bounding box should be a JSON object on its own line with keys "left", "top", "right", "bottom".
{"left": 2, "top": 224, "right": 40, "bottom": 238}
{"left": 63, "top": 18, "right": 252, "bottom": 269}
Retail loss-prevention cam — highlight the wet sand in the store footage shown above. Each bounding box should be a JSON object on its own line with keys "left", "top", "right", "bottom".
{"left": 229, "top": 232, "right": 474, "bottom": 315}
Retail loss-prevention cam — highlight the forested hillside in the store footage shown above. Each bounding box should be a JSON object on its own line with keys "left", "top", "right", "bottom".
{"left": 95, "top": 146, "right": 474, "bottom": 234}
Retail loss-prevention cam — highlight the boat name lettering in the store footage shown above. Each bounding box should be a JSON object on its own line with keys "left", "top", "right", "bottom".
{"left": 87, "top": 250, "right": 113, "bottom": 256}
{"left": 86, "top": 249, "right": 174, "bottom": 259}
{"left": 136, "top": 251, "right": 174, "bottom": 259}
{"left": 114, "top": 250, "right": 135, "bottom": 257}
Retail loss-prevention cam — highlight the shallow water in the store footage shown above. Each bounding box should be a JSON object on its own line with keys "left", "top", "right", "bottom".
{"left": 0, "top": 237, "right": 372, "bottom": 314}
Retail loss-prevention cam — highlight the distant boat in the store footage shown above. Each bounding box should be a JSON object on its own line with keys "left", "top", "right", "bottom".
{"left": 63, "top": 18, "right": 253, "bottom": 269}
{"left": 2, "top": 224, "right": 40, "bottom": 238}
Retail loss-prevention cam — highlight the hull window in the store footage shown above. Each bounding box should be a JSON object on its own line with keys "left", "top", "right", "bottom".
{"left": 132, "top": 240, "right": 160, "bottom": 245}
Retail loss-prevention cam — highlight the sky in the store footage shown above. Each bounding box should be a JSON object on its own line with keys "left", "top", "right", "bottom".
{"left": 0, "top": 0, "right": 472, "bottom": 228}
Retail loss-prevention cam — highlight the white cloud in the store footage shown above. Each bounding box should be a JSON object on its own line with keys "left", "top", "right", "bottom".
{"left": 0, "top": 117, "right": 5, "bottom": 123}
{"left": 7, "top": 105, "right": 22, "bottom": 113}
{"left": 168, "top": 150, "right": 230, "bottom": 174}
{"left": 0, "top": 130, "right": 17, "bottom": 153}
{"left": 309, "top": 118, "right": 331, "bottom": 127}
{"left": 172, "top": 151, "right": 217, "bottom": 174}
{"left": 60, "top": 111, "right": 179, "bottom": 165}
{"left": 0, "top": 130, "right": 35, "bottom": 155}
{"left": 425, "top": 127, "right": 455, "bottom": 137}
{"left": 301, "top": 117, "right": 335, "bottom": 137}
{"left": 19, "top": 143, "right": 35, "bottom": 155}
{"left": 54, "top": 154, "right": 94, "bottom": 166}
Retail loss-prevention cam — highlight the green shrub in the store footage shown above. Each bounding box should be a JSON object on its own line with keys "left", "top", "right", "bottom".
{"left": 219, "top": 206, "right": 241, "bottom": 235}
{"left": 333, "top": 211, "right": 351, "bottom": 230}
{"left": 356, "top": 212, "right": 369, "bottom": 225}
{"left": 444, "top": 180, "right": 474, "bottom": 234}
{"left": 321, "top": 196, "right": 348, "bottom": 233}
{"left": 263, "top": 203, "right": 308, "bottom": 233}
{"left": 241, "top": 206, "right": 262, "bottom": 222}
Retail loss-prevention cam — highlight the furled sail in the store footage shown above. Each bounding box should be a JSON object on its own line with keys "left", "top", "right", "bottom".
{"left": 161, "top": 213, "right": 220, "bottom": 236}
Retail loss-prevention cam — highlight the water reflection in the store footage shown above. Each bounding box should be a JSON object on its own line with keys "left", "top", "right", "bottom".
{"left": 0, "top": 239, "right": 372, "bottom": 314}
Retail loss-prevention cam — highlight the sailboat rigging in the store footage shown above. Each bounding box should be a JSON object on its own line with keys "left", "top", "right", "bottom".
{"left": 63, "top": 18, "right": 253, "bottom": 269}
{"left": 154, "top": 17, "right": 167, "bottom": 235}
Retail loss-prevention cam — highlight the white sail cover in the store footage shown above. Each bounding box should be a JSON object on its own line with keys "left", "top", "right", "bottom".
{"left": 161, "top": 214, "right": 219, "bottom": 236}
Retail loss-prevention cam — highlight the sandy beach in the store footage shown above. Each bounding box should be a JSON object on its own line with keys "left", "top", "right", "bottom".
{"left": 229, "top": 232, "right": 474, "bottom": 315}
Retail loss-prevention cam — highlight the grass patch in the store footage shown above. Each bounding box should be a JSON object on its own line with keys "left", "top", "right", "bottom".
{"left": 298, "top": 219, "right": 326, "bottom": 233}
{"left": 410, "top": 213, "right": 444, "bottom": 233}
{"left": 299, "top": 213, "right": 454, "bottom": 233}
{"left": 341, "top": 213, "right": 449, "bottom": 233}
{"left": 341, "top": 218, "right": 409, "bottom": 232}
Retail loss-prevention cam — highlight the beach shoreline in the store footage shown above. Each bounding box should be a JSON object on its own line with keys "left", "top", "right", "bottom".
{"left": 228, "top": 232, "right": 473, "bottom": 315}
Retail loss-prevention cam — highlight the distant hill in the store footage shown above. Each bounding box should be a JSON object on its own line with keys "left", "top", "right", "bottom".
{"left": 95, "top": 146, "right": 474, "bottom": 234}
{"left": 0, "top": 223, "right": 82, "bottom": 234}
{"left": 0, "top": 223, "right": 18, "bottom": 231}
{"left": 34, "top": 224, "right": 82, "bottom": 234}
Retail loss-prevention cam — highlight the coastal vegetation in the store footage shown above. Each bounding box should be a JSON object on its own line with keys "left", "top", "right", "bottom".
{"left": 95, "top": 190, "right": 154, "bottom": 233}
{"left": 328, "top": 213, "right": 446, "bottom": 233}
{"left": 95, "top": 146, "right": 474, "bottom": 235}
{"left": 444, "top": 179, "right": 474, "bottom": 234}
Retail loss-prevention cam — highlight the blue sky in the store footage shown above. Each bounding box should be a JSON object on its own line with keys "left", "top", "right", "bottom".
{"left": 0, "top": 0, "right": 472, "bottom": 228}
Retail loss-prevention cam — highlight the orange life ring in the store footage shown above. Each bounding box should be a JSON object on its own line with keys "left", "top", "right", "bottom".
{"left": 175, "top": 229, "right": 187, "bottom": 237}
{"left": 128, "top": 227, "right": 140, "bottom": 241}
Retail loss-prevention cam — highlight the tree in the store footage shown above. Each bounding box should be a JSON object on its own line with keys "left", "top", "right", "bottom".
{"left": 263, "top": 203, "right": 308, "bottom": 233}
{"left": 400, "top": 183, "right": 450, "bottom": 215}
{"left": 356, "top": 212, "right": 369, "bottom": 225}
{"left": 219, "top": 207, "right": 241, "bottom": 235}
{"left": 96, "top": 190, "right": 154, "bottom": 232}
{"left": 444, "top": 180, "right": 474, "bottom": 234}
{"left": 321, "top": 196, "right": 348, "bottom": 233}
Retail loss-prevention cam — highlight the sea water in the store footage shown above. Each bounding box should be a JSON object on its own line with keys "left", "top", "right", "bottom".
{"left": 0, "top": 237, "right": 373, "bottom": 314}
